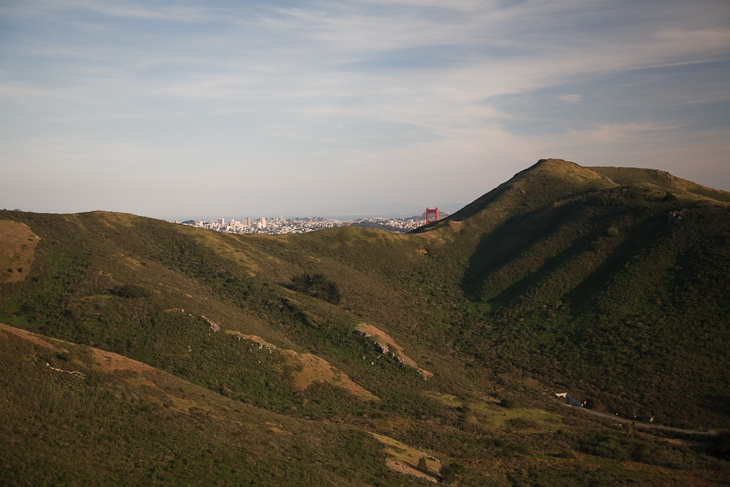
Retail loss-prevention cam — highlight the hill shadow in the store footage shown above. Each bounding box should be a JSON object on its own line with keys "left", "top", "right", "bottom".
{"left": 562, "top": 211, "right": 674, "bottom": 313}
{"left": 460, "top": 198, "right": 676, "bottom": 312}
{"left": 460, "top": 199, "right": 590, "bottom": 301}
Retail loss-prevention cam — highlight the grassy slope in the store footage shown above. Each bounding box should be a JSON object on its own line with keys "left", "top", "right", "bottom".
{"left": 0, "top": 323, "right": 414, "bottom": 487}
{"left": 3, "top": 322, "right": 726, "bottom": 487}
{"left": 1, "top": 159, "right": 729, "bottom": 485}
{"left": 590, "top": 166, "right": 730, "bottom": 203}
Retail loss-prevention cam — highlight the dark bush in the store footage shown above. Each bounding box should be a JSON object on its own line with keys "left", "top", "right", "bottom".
{"left": 112, "top": 284, "right": 153, "bottom": 299}
{"left": 709, "top": 433, "right": 730, "bottom": 461}
{"left": 580, "top": 434, "right": 630, "bottom": 461}
{"left": 499, "top": 397, "right": 516, "bottom": 408}
{"left": 291, "top": 273, "right": 342, "bottom": 304}
{"left": 440, "top": 461, "right": 465, "bottom": 481}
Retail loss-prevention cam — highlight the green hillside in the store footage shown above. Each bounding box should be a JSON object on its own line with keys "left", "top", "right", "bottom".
{"left": 1, "top": 159, "right": 729, "bottom": 485}
{"left": 415, "top": 160, "right": 730, "bottom": 429}
{"left": 0, "top": 323, "right": 404, "bottom": 486}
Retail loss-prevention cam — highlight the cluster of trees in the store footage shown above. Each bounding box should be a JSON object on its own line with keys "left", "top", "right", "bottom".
{"left": 291, "top": 272, "right": 342, "bottom": 304}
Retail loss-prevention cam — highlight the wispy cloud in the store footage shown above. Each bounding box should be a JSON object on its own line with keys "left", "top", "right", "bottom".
{"left": 558, "top": 94, "right": 582, "bottom": 105}
{"left": 567, "top": 122, "right": 682, "bottom": 143}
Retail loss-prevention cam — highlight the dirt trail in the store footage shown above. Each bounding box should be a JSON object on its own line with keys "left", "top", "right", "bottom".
{"left": 567, "top": 405, "right": 718, "bottom": 437}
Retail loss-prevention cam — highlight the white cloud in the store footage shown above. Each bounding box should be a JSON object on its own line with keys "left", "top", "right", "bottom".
{"left": 558, "top": 94, "right": 581, "bottom": 105}
{"left": 21, "top": 0, "right": 215, "bottom": 22}
{"left": 564, "top": 122, "right": 681, "bottom": 144}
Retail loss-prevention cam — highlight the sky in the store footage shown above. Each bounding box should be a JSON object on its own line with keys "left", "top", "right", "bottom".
{"left": 1, "top": 0, "right": 729, "bottom": 220}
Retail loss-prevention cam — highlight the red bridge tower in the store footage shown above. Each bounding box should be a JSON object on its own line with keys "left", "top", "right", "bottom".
{"left": 425, "top": 207, "right": 439, "bottom": 224}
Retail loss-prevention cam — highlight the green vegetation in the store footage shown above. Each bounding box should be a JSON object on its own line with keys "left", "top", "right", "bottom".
{"left": 500, "top": 397, "right": 517, "bottom": 409}
{"left": 291, "top": 272, "right": 342, "bottom": 304}
{"left": 112, "top": 283, "right": 153, "bottom": 299}
{"left": 439, "top": 461, "right": 466, "bottom": 482}
{"left": 417, "top": 456, "right": 429, "bottom": 474}
{"left": 0, "top": 328, "right": 403, "bottom": 487}
{"left": 0, "top": 159, "right": 728, "bottom": 485}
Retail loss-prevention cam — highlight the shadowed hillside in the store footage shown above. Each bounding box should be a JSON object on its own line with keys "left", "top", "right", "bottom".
{"left": 411, "top": 160, "right": 730, "bottom": 429}
{"left": 1, "top": 159, "right": 729, "bottom": 485}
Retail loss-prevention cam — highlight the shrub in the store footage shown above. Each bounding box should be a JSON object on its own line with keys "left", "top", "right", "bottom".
{"left": 440, "top": 461, "right": 465, "bottom": 481}
{"left": 417, "top": 456, "right": 429, "bottom": 474}
{"left": 556, "top": 450, "right": 575, "bottom": 459}
{"left": 580, "top": 434, "right": 630, "bottom": 461}
{"left": 499, "top": 397, "right": 516, "bottom": 408}
{"left": 112, "top": 284, "right": 153, "bottom": 299}
{"left": 291, "top": 273, "right": 342, "bottom": 304}
{"left": 709, "top": 433, "right": 730, "bottom": 461}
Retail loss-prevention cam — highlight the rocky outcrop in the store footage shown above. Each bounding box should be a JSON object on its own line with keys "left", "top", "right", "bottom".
{"left": 667, "top": 210, "right": 683, "bottom": 225}
{"left": 46, "top": 362, "right": 85, "bottom": 378}
{"left": 201, "top": 315, "right": 220, "bottom": 332}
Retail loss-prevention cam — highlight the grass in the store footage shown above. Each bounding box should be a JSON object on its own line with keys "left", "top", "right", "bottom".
{"left": 0, "top": 325, "right": 414, "bottom": 487}
{"left": 466, "top": 398, "right": 563, "bottom": 434}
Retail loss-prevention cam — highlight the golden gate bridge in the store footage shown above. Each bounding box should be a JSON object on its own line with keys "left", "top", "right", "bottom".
{"left": 413, "top": 207, "right": 448, "bottom": 226}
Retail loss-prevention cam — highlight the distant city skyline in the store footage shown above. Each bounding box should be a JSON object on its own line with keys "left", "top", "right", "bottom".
{"left": 179, "top": 214, "right": 421, "bottom": 234}
{"left": 169, "top": 201, "right": 463, "bottom": 223}
{"left": 1, "top": 1, "right": 728, "bottom": 219}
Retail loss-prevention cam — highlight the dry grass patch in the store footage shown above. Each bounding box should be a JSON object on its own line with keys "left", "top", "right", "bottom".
{"left": 448, "top": 220, "right": 462, "bottom": 232}
{"left": 0, "top": 322, "right": 61, "bottom": 351}
{"left": 96, "top": 211, "right": 136, "bottom": 228}
{"left": 226, "top": 330, "right": 377, "bottom": 401}
{"left": 0, "top": 220, "right": 41, "bottom": 283}
{"left": 370, "top": 432, "right": 441, "bottom": 482}
{"left": 283, "top": 351, "right": 377, "bottom": 400}
{"left": 225, "top": 330, "right": 278, "bottom": 351}
{"left": 355, "top": 323, "right": 432, "bottom": 378}
{"left": 468, "top": 398, "right": 562, "bottom": 433}
{"left": 183, "top": 228, "right": 262, "bottom": 274}
{"left": 92, "top": 347, "right": 159, "bottom": 375}
{"left": 423, "top": 391, "right": 463, "bottom": 408}
{"left": 265, "top": 421, "right": 293, "bottom": 435}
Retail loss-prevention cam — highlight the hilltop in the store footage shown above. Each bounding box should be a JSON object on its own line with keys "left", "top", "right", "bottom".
{"left": 1, "top": 159, "right": 729, "bottom": 486}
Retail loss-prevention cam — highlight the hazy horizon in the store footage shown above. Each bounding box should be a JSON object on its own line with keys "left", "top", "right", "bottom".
{"left": 2, "top": 1, "right": 729, "bottom": 219}
{"left": 4, "top": 201, "right": 465, "bottom": 223}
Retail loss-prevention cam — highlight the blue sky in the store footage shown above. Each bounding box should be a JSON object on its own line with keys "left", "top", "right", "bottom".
{"left": 1, "top": 0, "right": 729, "bottom": 219}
